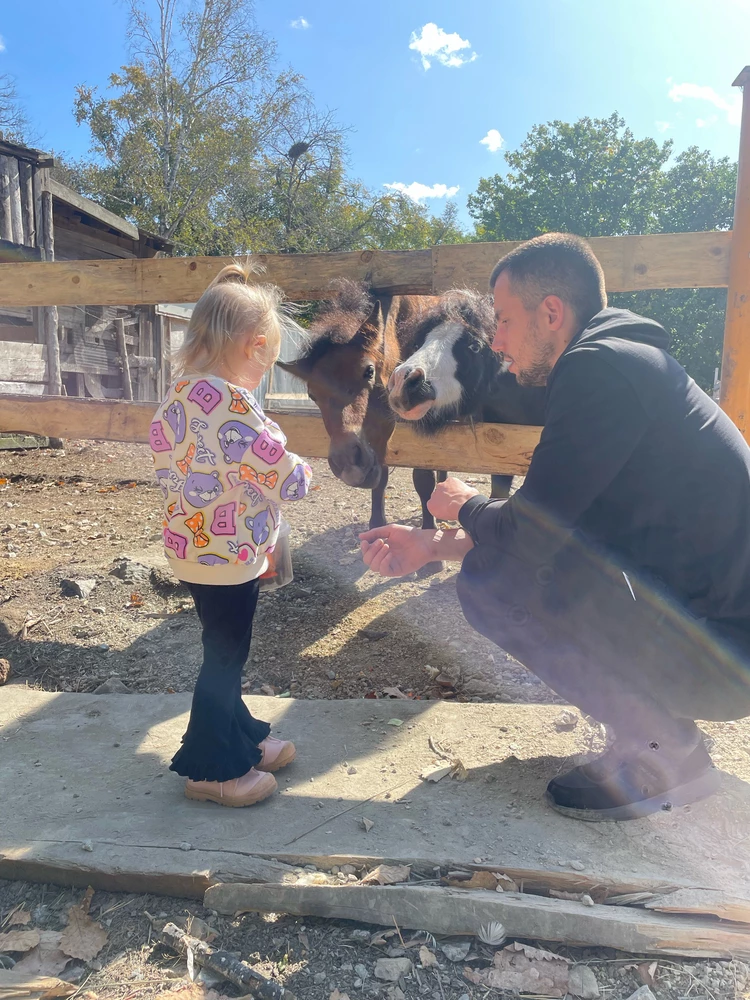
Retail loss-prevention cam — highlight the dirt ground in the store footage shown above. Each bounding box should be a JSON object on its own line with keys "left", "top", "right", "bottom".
{"left": 3, "top": 441, "right": 750, "bottom": 1000}
{"left": 1, "top": 880, "right": 748, "bottom": 1000}
{"left": 0, "top": 440, "right": 553, "bottom": 704}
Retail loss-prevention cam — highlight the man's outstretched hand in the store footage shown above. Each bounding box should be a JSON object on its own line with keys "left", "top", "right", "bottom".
{"left": 359, "top": 524, "right": 436, "bottom": 578}
{"left": 426, "top": 477, "right": 479, "bottom": 521}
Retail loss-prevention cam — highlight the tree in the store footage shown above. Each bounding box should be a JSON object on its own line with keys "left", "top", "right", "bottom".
{"left": 0, "top": 73, "right": 29, "bottom": 142}
{"left": 71, "top": 0, "right": 328, "bottom": 247}
{"left": 467, "top": 113, "right": 737, "bottom": 389}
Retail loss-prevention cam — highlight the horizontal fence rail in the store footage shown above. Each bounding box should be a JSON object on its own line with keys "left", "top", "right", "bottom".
{"left": 0, "top": 395, "right": 541, "bottom": 475}
{"left": 0, "top": 231, "right": 733, "bottom": 307}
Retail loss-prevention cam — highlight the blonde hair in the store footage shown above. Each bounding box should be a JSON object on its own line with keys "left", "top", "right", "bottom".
{"left": 175, "top": 262, "right": 301, "bottom": 377}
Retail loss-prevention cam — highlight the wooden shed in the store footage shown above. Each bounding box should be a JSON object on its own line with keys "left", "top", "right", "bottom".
{"left": 0, "top": 137, "right": 173, "bottom": 406}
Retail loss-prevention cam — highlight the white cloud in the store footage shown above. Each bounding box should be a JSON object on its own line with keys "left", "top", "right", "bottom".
{"left": 0, "top": 36, "right": 5, "bottom": 53}
{"left": 480, "top": 129, "right": 504, "bottom": 152}
{"left": 384, "top": 181, "right": 460, "bottom": 202}
{"left": 668, "top": 81, "right": 742, "bottom": 126}
{"left": 290, "top": 17, "right": 310, "bottom": 29}
{"left": 409, "top": 23, "right": 476, "bottom": 70}
{"left": 696, "top": 115, "right": 719, "bottom": 128}
{"left": 655, "top": 120, "right": 671, "bottom": 132}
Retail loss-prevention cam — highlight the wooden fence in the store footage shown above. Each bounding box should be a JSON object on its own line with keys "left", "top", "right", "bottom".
{"left": 0, "top": 66, "right": 748, "bottom": 469}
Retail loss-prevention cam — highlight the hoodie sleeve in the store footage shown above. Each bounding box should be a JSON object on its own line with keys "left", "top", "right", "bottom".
{"left": 226, "top": 409, "right": 312, "bottom": 505}
{"left": 458, "top": 352, "right": 650, "bottom": 563}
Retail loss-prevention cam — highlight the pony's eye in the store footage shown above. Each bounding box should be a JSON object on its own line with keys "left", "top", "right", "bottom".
{"left": 363, "top": 365, "right": 375, "bottom": 380}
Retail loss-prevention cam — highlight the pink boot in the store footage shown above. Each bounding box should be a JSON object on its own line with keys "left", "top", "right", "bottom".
{"left": 257, "top": 736, "right": 297, "bottom": 773}
{"left": 185, "top": 767, "right": 277, "bottom": 807}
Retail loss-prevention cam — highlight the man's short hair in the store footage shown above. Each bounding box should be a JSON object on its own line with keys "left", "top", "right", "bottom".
{"left": 489, "top": 233, "right": 607, "bottom": 329}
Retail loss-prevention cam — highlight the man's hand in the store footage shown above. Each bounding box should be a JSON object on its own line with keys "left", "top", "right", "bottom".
{"left": 427, "top": 477, "right": 479, "bottom": 521}
{"left": 359, "top": 524, "right": 436, "bottom": 577}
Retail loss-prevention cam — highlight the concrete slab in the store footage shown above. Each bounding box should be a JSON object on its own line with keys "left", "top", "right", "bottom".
{"left": 3, "top": 688, "right": 750, "bottom": 897}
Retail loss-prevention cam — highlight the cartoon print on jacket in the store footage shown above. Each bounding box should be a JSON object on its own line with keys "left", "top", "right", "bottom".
{"left": 184, "top": 469, "right": 223, "bottom": 508}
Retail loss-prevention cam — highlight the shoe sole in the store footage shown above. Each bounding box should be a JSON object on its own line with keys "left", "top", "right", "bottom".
{"left": 257, "top": 746, "right": 296, "bottom": 773}
{"left": 546, "top": 767, "right": 722, "bottom": 822}
{"left": 185, "top": 777, "right": 277, "bottom": 807}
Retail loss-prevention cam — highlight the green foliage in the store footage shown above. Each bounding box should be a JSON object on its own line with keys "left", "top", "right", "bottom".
{"left": 467, "top": 113, "right": 737, "bottom": 389}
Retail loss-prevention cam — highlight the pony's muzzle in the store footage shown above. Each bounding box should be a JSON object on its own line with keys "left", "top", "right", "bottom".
{"left": 388, "top": 364, "right": 436, "bottom": 416}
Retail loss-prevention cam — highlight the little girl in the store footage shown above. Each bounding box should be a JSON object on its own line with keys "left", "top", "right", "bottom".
{"left": 150, "top": 263, "right": 312, "bottom": 807}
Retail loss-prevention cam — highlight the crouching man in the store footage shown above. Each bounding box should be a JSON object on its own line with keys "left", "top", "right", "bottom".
{"left": 361, "top": 233, "right": 750, "bottom": 821}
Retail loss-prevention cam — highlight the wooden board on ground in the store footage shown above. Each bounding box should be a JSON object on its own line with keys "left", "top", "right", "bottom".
{"left": 645, "top": 888, "right": 750, "bottom": 925}
{"left": 0, "top": 394, "right": 542, "bottom": 474}
{"left": 0, "top": 232, "right": 733, "bottom": 307}
{"left": 204, "top": 882, "right": 750, "bottom": 960}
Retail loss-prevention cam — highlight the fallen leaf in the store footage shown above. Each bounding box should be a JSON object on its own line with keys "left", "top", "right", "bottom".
{"left": 184, "top": 917, "right": 216, "bottom": 944}
{"left": 418, "top": 946, "right": 438, "bottom": 968}
{"left": 0, "top": 971, "right": 79, "bottom": 1000}
{"left": 361, "top": 864, "right": 410, "bottom": 886}
{"left": 382, "top": 687, "right": 409, "bottom": 700}
{"left": 129, "top": 592, "right": 144, "bottom": 608}
{"left": 444, "top": 871, "right": 497, "bottom": 891}
{"left": 420, "top": 765, "right": 451, "bottom": 783}
{"left": 359, "top": 817, "right": 374, "bottom": 833}
{"left": 464, "top": 941, "right": 570, "bottom": 998}
{"left": 12, "top": 933, "right": 69, "bottom": 977}
{"left": 7, "top": 912, "right": 31, "bottom": 930}
{"left": 494, "top": 872, "right": 520, "bottom": 892}
{"left": 59, "top": 895, "right": 108, "bottom": 962}
{"left": 0, "top": 931, "right": 40, "bottom": 954}
{"left": 298, "top": 931, "right": 311, "bottom": 951}
{"left": 638, "top": 961, "right": 658, "bottom": 987}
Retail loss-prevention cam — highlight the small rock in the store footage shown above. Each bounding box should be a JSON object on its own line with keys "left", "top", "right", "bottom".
{"left": 581, "top": 894, "right": 595, "bottom": 907}
{"left": 81, "top": 840, "right": 94, "bottom": 852}
{"left": 327, "top": 670, "right": 337, "bottom": 680}
{"left": 569, "top": 859, "right": 586, "bottom": 871}
{"left": 438, "top": 939, "right": 471, "bottom": 962}
{"left": 313, "top": 972, "right": 326, "bottom": 984}
{"left": 374, "top": 958, "right": 413, "bottom": 982}
{"left": 354, "top": 964, "right": 369, "bottom": 981}
{"left": 260, "top": 684, "right": 276, "bottom": 696}
{"left": 569, "top": 965, "right": 600, "bottom": 999}
{"left": 97, "top": 643, "right": 111, "bottom": 652}
{"left": 61, "top": 578, "right": 97, "bottom": 599}
{"left": 349, "top": 929, "right": 370, "bottom": 942}
{"left": 93, "top": 676, "right": 130, "bottom": 694}
{"left": 92, "top": 606, "right": 105, "bottom": 614}
{"left": 111, "top": 557, "right": 151, "bottom": 584}
{"left": 555, "top": 709, "right": 579, "bottom": 730}
{"left": 625, "top": 988, "right": 657, "bottom": 1000}
{"left": 179, "top": 842, "right": 193, "bottom": 851}
{"left": 347, "top": 766, "right": 358, "bottom": 775}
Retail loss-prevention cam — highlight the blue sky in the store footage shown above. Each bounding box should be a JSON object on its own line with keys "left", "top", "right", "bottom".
{"left": 1, "top": 0, "right": 748, "bottom": 225}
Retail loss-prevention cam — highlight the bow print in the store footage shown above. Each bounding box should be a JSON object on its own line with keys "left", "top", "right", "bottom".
{"left": 175, "top": 380, "right": 190, "bottom": 393}
{"left": 229, "top": 388, "right": 250, "bottom": 414}
{"left": 238, "top": 464, "right": 278, "bottom": 490}
{"left": 184, "top": 511, "right": 210, "bottom": 548}
{"left": 176, "top": 443, "right": 196, "bottom": 477}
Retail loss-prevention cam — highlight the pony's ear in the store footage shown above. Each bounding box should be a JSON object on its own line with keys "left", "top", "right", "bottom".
{"left": 276, "top": 358, "right": 309, "bottom": 382}
{"left": 352, "top": 300, "right": 383, "bottom": 350}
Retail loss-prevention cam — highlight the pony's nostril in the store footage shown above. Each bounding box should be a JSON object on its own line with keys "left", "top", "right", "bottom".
{"left": 405, "top": 367, "right": 425, "bottom": 386}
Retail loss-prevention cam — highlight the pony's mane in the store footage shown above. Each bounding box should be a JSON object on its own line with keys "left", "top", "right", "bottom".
{"left": 401, "top": 288, "right": 495, "bottom": 346}
{"left": 295, "top": 279, "right": 377, "bottom": 368}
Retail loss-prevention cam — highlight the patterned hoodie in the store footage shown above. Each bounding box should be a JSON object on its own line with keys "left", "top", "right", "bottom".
{"left": 150, "top": 376, "right": 312, "bottom": 585}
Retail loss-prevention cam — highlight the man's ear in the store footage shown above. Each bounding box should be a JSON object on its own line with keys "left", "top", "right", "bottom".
{"left": 352, "top": 300, "right": 383, "bottom": 349}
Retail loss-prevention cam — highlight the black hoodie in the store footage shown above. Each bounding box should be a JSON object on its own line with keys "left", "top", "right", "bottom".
{"left": 459, "top": 308, "right": 750, "bottom": 635}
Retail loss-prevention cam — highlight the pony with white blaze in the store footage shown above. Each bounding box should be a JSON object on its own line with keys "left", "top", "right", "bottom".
{"left": 388, "top": 289, "right": 547, "bottom": 497}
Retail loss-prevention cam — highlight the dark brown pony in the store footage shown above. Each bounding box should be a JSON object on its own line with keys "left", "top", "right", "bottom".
{"left": 276, "top": 281, "right": 446, "bottom": 531}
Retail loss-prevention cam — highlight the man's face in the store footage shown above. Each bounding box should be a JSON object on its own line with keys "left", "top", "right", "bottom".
{"left": 491, "top": 271, "right": 557, "bottom": 387}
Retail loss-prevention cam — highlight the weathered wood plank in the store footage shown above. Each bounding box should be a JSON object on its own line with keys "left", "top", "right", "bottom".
{"left": 115, "top": 317, "right": 133, "bottom": 400}
{"left": 18, "top": 161, "right": 34, "bottom": 247}
{"left": 204, "top": 883, "right": 750, "bottom": 960}
{"left": 0, "top": 341, "right": 46, "bottom": 381}
{"left": 645, "top": 888, "right": 750, "bottom": 925}
{"left": 0, "top": 231, "right": 733, "bottom": 308}
{"left": 0, "top": 156, "right": 12, "bottom": 244}
{"left": 434, "top": 231, "right": 733, "bottom": 294}
{"left": 0, "top": 395, "right": 542, "bottom": 474}
{"left": 0, "top": 249, "right": 434, "bottom": 307}
{"left": 6, "top": 158, "right": 23, "bottom": 247}
{"left": 47, "top": 178, "right": 140, "bottom": 240}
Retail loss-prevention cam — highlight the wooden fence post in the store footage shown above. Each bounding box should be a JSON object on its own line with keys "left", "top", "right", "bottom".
{"left": 116, "top": 317, "right": 133, "bottom": 400}
{"left": 720, "top": 66, "right": 750, "bottom": 435}
{"left": 40, "top": 177, "right": 62, "bottom": 395}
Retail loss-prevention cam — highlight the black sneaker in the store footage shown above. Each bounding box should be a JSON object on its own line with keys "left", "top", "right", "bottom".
{"left": 546, "top": 738, "right": 721, "bottom": 822}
